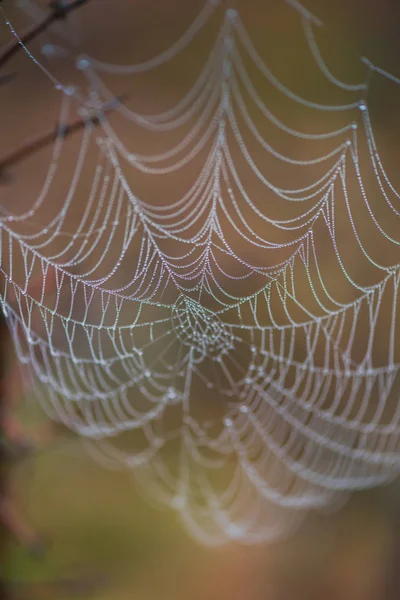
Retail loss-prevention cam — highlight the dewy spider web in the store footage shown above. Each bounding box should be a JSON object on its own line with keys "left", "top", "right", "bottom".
{"left": 2, "top": 0, "right": 400, "bottom": 544}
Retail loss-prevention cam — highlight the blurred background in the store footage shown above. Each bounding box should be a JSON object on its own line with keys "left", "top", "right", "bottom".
{"left": 1, "top": 1, "right": 400, "bottom": 598}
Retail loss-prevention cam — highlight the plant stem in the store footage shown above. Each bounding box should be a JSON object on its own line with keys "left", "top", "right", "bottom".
{"left": 0, "top": 96, "right": 124, "bottom": 174}
{"left": 0, "top": 0, "right": 91, "bottom": 70}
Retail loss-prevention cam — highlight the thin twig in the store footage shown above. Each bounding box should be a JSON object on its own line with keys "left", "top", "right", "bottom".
{"left": 0, "top": 0, "right": 90, "bottom": 69}
{"left": 0, "top": 96, "right": 124, "bottom": 174}
{"left": 0, "top": 72, "right": 16, "bottom": 86}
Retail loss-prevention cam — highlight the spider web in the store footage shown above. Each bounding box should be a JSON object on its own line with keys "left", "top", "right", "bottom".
{"left": 2, "top": 0, "right": 400, "bottom": 544}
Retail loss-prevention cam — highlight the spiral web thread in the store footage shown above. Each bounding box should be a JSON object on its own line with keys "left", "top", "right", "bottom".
{"left": 2, "top": 0, "right": 400, "bottom": 544}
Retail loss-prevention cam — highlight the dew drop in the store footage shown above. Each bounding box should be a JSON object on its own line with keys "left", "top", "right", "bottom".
{"left": 77, "top": 57, "right": 91, "bottom": 71}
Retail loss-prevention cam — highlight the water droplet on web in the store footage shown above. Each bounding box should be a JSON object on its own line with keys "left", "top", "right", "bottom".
{"left": 226, "top": 8, "right": 238, "bottom": 22}
{"left": 77, "top": 57, "right": 91, "bottom": 70}
{"left": 41, "top": 44, "right": 54, "bottom": 56}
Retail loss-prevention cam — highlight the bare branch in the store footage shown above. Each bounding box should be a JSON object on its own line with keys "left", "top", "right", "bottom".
{"left": 0, "top": 96, "right": 124, "bottom": 175}
{"left": 0, "top": 71, "right": 16, "bottom": 86}
{"left": 0, "top": 0, "right": 91, "bottom": 70}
